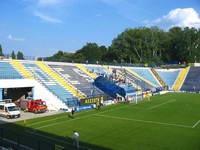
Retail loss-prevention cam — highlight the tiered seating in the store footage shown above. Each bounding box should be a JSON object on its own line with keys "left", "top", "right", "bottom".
{"left": 23, "top": 63, "right": 79, "bottom": 107}
{"left": 11, "top": 60, "right": 33, "bottom": 79}
{"left": 151, "top": 68, "right": 167, "bottom": 88}
{"left": 156, "top": 69, "right": 180, "bottom": 89}
{"left": 48, "top": 64, "right": 105, "bottom": 97}
{"left": 121, "top": 68, "right": 156, "bottom": 91}
{"left": 181, "top": 67, "right": 200, "bottom": 91}
{"left": 119, "top": 84, "right": 136, "bottom": 94}
{"left": 0, "top": 62, "right": 23, "bottom": 79}
{"left": 172, "top": 67, "right": 189, "bottom": 90}
{"left": 85, "top": 65, "right": 108, "bottom": 76}
{"left": 130, "top": 68, "right": 160, "bottom": 87}
{"left": 113, "top": 68, "right": 141, "bottom": 90}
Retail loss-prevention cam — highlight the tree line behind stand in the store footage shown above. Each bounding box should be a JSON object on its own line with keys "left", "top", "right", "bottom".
{"left": 1, "top": 26, "right": 200, "bottom": 64}
{"left": 0, "top": 45, "right": 24, "bottom": 60}
{"left": 45, "top": 26, "right": 200, "bottom": 65}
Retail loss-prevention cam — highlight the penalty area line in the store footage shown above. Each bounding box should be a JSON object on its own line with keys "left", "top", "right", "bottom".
{"left": 192, "top": 120, "right": 200, "bottom": 128}
{"left": 95, "top": 114, "right": 192, "bottom": 129}
{"left": 148, "top": 99, "right": 176, "bottom": 110}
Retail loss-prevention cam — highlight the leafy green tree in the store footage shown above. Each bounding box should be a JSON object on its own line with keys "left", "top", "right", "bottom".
{"left": 74, "top": 43, "right": 108, "bottom": 63}
{"left": 45, "top": 26, "right": 200, "bottom": 64}
{"left": 76, "top": 43, "right": 99, "bottom": 62}
{"left": 182, "top": 27, "right": 200, "bottom": 62}
{"left": 53, "top": 51, "right": 64, "bottom": 59}
{"left": 0, "top": 44, "right": 3, "bottom": 56}
{"left": 110, "top": 27, "right": 166, "bottom": 64}
{"left": 17, "top": 51, "right": 24, "bottom": 60}
{"left": 11, "top": 51, "right": 16, "bottom": 59}
{"left": 166, "top": 27, "right": 200, "bottom": 63}
{"left": 45, "top": 50, "right": 75, "bottom": 61}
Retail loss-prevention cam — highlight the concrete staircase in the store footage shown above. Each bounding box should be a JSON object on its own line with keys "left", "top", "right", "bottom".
{"left": 11, "top": 60, "right": 33, "bottom": 79}
{"left": 172, "top": 67, "right": 190, "bottom": 90}
{"left": 151, "top": 68, "right": 167, "bottom": 88}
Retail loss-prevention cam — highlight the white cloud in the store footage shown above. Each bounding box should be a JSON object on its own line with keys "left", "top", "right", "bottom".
{"left": 8, "top": 34, "right": 25, "bottom": 41}
{"left": 37, "top": 0, "right": 63, "bottom": 6}
{"left": 96, "top": 14, "right": 102, "bottom": 17}
{"left": 148, "top": 8, "right": 200, "bottom": 29}
{"left": 33, "top": 11, "right": 62, "bottom": 23}
{"left": 100, "top": 0, "right": 125, "bottom": 5}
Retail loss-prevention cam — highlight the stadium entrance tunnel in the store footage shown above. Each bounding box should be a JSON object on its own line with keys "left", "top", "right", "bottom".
{"left": 3, "top": 87, "right": 33, "bottom": 102}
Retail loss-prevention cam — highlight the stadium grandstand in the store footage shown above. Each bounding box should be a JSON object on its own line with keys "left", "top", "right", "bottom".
{"left": 1, "top": 0, "right": 200, "bottom": 149}
{"left": 0, "top": 59, "right": 199, "bottom": 111}
{"left": 1, "top": 58, "right": 200, "bottom": 150}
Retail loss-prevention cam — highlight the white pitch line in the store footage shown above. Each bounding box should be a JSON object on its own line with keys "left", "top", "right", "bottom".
{"left": 27, "top": 115, "right": 67, "bottom": 127}
{"left": 28, "top": 109, "right": 94, "bottom": 127}
{"left": 192, "top": 120, "right": 200, "bottom": 128}
{"left": 33, "top": 104, "right": 132, "bottom": 129}
{"left": 35, "top": 114, "right": 94, "bottom": 129}
{"left": 148, "top": 99, "right": 176, "bottom": 110}
{"left": 35, "top": 103, "right": 135, "bottom": 129}
{"left": 95, "top": 114, "right": 192, "bottom": 129}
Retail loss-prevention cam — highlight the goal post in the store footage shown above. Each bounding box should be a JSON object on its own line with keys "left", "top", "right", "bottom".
{"left": 127, "top": 90, "right": 153, "bottom": 104}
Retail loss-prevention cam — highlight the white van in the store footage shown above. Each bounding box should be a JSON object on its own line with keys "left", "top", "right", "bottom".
{"left": 0, "top": 100, "right": 20, "bottom": 119}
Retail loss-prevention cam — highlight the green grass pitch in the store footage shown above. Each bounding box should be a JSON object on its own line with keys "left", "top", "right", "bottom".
{"left": 1, "top": 93, "right": 200, "bottom": 150}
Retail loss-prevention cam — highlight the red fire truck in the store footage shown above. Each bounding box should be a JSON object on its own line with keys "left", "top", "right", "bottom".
{"left": 20, "top": 98, "right": 47, "bottom": 113}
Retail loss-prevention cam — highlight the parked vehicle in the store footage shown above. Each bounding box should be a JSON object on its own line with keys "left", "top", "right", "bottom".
{"left": 0, "top": 99, "right": 20, "bottom": 119}
{"left": 20, "top": 98, "right": 47, "bottom": 113}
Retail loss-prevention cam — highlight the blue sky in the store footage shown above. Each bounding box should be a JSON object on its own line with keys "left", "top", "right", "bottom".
{"left": 0, "top": 0, "right": 200, "bottom": 57}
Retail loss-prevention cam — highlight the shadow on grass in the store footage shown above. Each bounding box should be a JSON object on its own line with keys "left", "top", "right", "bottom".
{"left": 0, "top": 120, "right": 112, "bottom": 150}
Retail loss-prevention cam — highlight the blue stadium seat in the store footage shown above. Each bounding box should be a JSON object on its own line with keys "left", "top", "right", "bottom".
{"left": 85, "top": 65, "right": 108, "bottom": 76}
{"left": 119, "top": 84, "right": 137, "bottom": 94}
{"left": 0, "top": 62, "right": 23, "bottom": 79}
{"left": 131, "top": 68, "right": 160, "bottom": 87}
{"left": 156, "top": 69, "right": 180, "bottom": 89}
{"left": 48, "top": 64, "right": 105, "bottom": 98}
{"left": 181, "top": 67, "right": 200, "bottom": 92}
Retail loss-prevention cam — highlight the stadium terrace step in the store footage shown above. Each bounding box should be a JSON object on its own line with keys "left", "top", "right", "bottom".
{"left": 117, "top": 69, "right": 141, "bottom": 90}
{"left": 117, "top": 68, "right": 154, "bottom": 91}
{"left": 181, "top": 67, "right": 200, "bottom": 91}
{"left": 48, "top": 64, "right": 105, "bottom": 97}
{"left": 11, "top": 60, "right": 33, "bottom": 79}
{"left": 36, "top": 61, "right": 86, "bottom": 99}
{"left": 103, "top": 65, "right": 112, "bottom": 74}
{"left": 0, "top": 61, "right": 24, "bottom": 79}
{"left": 151, "top": 68, "right": 167, "bottom": 87}
{"left": 125, "top": 67, "right": 158, "bottom": 88}
{"left": 155, "top": 69, "right": 180, "bottom": 89}
{"left": 75, "top": 64, "right": 96, "bottom": 79}
{"left": 172, "top": 67, "right": 190, "bottom": 90}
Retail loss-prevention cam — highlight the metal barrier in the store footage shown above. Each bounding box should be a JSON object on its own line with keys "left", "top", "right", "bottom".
{"left": 0, "top": 128, "right": 57, "bottom": 150}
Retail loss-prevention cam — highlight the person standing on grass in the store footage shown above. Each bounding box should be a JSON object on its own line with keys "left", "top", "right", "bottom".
{"left": 71, "top": 108, "right": 75, "bottom": 117}
{"left": 68, "top": 108, "right": 75, "bottom": 118}
{"left": 72, "top": 130, "right": 80, "bottom": 149}
{"left": 96, "top": 101, "right": 100, "bottom": 110}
